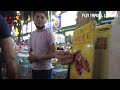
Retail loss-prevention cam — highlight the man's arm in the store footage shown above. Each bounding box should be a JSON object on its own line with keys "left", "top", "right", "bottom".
{"left": 29, "top": 47, "right": 33, "bottom": 56}
{"left": 28, "top": 33, "right": 33, "bottom": 56}
{"left": 0, "top": 37, "right": 17, "bottom": 79}
{"left": 38, "top": 43, "right": 57, "bottom": 60}
{"left": 28, "top": 43, "right": 56, "bottom": 63}
{"left": 0, "top": 15, "right": 17, "bottom": 79}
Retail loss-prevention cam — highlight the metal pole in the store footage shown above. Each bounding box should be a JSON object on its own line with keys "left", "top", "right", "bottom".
{"left": 50, "top": 11, "right": 52, "bottom": 32}
{"left": 48, "top": 11, "right": 50, "bottom": 30}
{"left": 31, "top": 11, "right": 33, "bottom": 32}
{"left": 50, "top": 11, "right": 51, "bottom": 31}
{"left": 21, "top": 22, "right": 23, "bottom": 44}
{"left": 21, "top": 11, "right": 24, "bottom": 43}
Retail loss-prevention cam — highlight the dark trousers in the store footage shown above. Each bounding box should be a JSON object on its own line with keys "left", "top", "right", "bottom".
{"left": 32, "top": 69, "right": 52, "bottom": 79}
{"left": 66, "top": 65, "right": 70, "bottom": 79}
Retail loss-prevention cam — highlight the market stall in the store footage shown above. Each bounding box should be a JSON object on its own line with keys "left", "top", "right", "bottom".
{"left": 16, "top": 44, "right": 32, "bottom": 79}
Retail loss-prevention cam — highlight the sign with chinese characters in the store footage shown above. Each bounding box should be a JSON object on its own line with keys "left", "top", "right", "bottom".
{"left": 70, "top": 21, "right": 96, "bottom": 79}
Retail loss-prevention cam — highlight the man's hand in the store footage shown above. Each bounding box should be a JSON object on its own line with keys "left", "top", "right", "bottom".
{"left": 55, "top": 50, "right": 82, "bottom": 65}
{"left": 55, "top": 50, "right": 74, "bottom": 65}
{"left": 28, "top": 54, "right": 39, "bottom": 63}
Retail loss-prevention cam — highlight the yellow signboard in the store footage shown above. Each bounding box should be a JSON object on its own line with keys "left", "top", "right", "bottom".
{"left": 70, "top": 21, "right": 96, "bottom": 79}
{"left": 93, "top": 24, "right": 111, "bottom": 79}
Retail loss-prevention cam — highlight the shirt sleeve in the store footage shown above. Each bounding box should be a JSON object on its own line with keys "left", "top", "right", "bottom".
{"left": 0, "top": 15, "right": 11, "bottom": 41}
{"left": 47, "top": 31, "right": 55, "bottom": 46}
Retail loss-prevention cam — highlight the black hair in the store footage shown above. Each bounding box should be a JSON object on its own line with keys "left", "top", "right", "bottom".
{"left": 33, "top": 11, "right": 48, "bottom": 19}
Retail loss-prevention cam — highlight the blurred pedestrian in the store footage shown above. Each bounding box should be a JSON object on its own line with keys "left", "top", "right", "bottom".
{"left": 0, "top": 15, "right": 17, "bottom": 79}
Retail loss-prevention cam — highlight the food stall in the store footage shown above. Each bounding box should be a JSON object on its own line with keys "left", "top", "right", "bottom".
{"left": 16, "top": 44, "right": 32, "bottom": 79}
